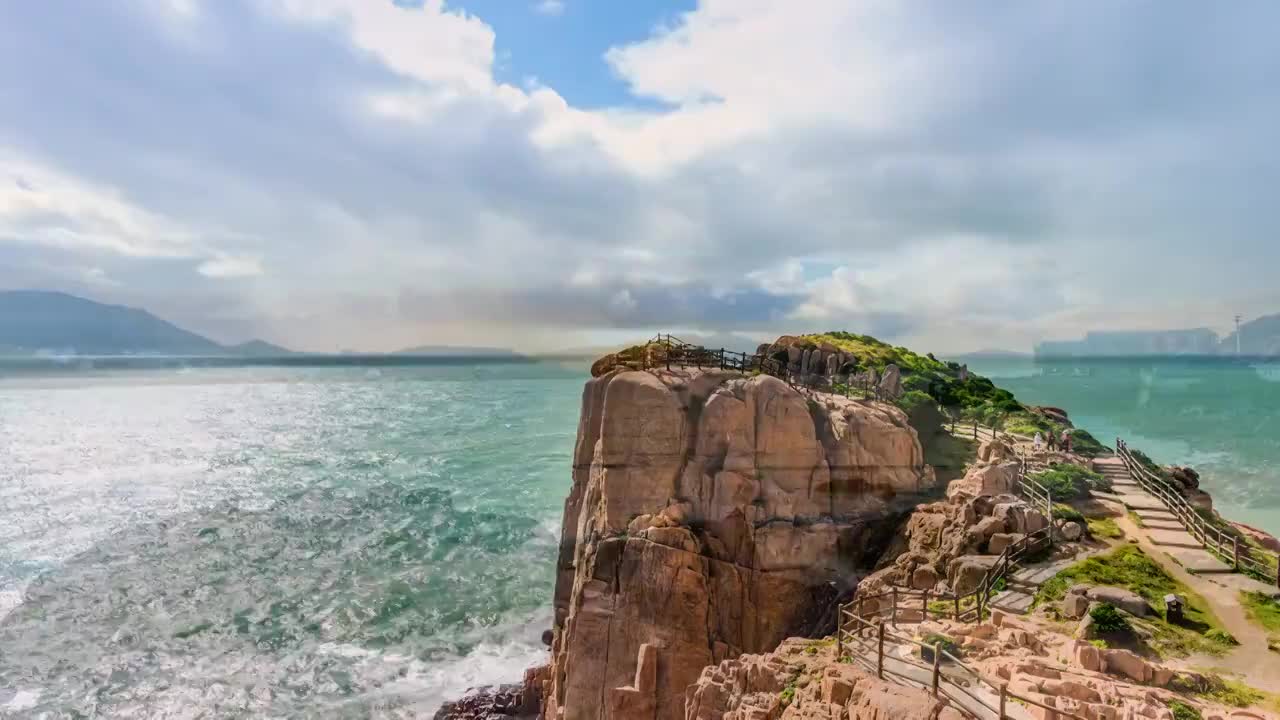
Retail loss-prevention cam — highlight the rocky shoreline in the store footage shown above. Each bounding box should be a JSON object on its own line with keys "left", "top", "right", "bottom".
{"left": 441, "top": 335, "right": 1280, "bottom": 720}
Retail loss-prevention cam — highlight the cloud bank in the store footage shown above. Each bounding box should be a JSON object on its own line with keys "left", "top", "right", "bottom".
{"left": 1, "top": 0, "right": 1277, "bottom": 352}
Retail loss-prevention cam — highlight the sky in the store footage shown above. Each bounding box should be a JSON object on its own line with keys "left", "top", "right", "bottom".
{"left": 2, "top": 1, "right": 1279, "bottom": 353}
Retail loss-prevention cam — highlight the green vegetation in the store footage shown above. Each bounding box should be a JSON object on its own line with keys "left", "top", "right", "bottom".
{"left": 920, "top": 632, "right": 961, "bottom": 661}
{"left": 1053, "top": 503, "right": 1087, "bottom": 524}
{"left": 1241, "top": 591, "right": 1280, "bottom": 641}
{"left": 1030, "top": 463, "right": 1108, "bottom": 500}
{"left": 1166, "top": 699, "right": 1202, "bottom": 720}
{"left": 1171, "top": 674, "right": 1267, "bottom": 708}
{"left": 779, "top": 669, "right": 803, "bottom": 707}
{"left": 1036, "top": 545, "right": 1233, "bottom": 657}
{"left": 1090, "top": 603, "right": 1132, "bottom": 634}
{"left": 806, "top": 332, "right": 1022, "bottom": 421}
{"left": 1129, "top": 448, "right": 1166, "bottom": 478}
{"left": 1000, "top": 410, "right": 1107, "bottom": 457}
{"left": 1203, "top": 628, "right": 1238, "bottom": 645}
{"left": 897, "top": 389, "right": 946, "bottom": 440}
{"left": 1128, "top": 510, "right": 1146, "bottom": 528}
{"left": 1087, "top": 517, "right": 1124, "bottom": 539}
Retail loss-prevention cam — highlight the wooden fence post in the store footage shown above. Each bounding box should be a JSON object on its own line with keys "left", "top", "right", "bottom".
{"left": 892, "top": 587, "right": 899, "bottom": 626}
{"left": 719, "top": 348, "right": 725, "bottom": 370}
{"left": 973, "top": 419, "right": 978, "bottom": 439}
{"left": 1000, "top": 683, "right": 1008, "bottom": 720}
{"left": 1047, "top": 490, "right": 1054, "bottom": 548}
{"left": 931, "top": 643, "right": 942, "bottom": 696}
{"left": 922, "top": 589, "right": 930, "bottom": 621}
{"left": 953, "top": 594, "right": 960, "bottom": 620}
{"left": 1234, "top": 537, "right": 1241, "bottom": 571}
{"left": 877, "top": 623, "right": 886, "bottom": 679}
{"left": 836, "top": 602, "right": 843, "bottom": 658}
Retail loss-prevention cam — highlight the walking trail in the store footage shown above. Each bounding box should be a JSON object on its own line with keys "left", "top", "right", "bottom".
{"left": 1094, "top": 456, "right": 1280, "bottom": 688}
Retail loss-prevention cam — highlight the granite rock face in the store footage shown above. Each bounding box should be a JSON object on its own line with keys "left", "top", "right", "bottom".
{"left": 684, "top": 638, "right": 963, "bottom": 720}
{"left": 545, "top": 369, "right": 936, "bottom": 720}
{"left": 853, "top": 440, "right": 1048, "bottom": 605}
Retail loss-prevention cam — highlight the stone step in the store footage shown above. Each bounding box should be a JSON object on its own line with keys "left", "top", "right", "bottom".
{"left": 989, "top": 589, "right": 1036, "bottom": 615}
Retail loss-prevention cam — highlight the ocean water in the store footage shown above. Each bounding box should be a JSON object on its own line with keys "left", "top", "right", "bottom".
{"left": 966, "top": 356, "right": 1280, "bottom": 536}
{"left": 0, "top": 362, "right": 585, "bottom": 717}
{"left": 3, "top": 355, "right": 1279, "bottom": 717}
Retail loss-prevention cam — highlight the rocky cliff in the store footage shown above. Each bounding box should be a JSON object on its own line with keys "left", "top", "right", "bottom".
{"left": 543, "top": 367, "right": 936, "bottom": 719}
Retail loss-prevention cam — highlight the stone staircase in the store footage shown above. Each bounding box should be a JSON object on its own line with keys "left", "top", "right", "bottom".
{"left": 1093, "top": 456, "right": 1237, "bottom": 574}
{"left": 988, "top": 556, "right": 1083, "bottom": 615}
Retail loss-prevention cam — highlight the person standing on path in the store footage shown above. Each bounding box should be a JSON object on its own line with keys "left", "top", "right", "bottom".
{"left": 1062, "top": 430, "right": 1072, "bottom": 453}
{"left": 1033, "top": 432, "right": 1044, "bottom": 452}
{"left": 1047, "top": 431, "right": 1057, "bottom": 451}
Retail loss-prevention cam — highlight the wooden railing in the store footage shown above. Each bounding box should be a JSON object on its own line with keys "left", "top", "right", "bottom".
{"left": 1116, "top": 440, "right": 1280, "bottom": 587}
{"left": 843, "top": 526, "right": 1052, "bottom": 629}
{"left": 836, "top": 604, "right": 1084, "bottom": 720}
{"left": 636, "top": 333, "right": 891, "bottom": 400}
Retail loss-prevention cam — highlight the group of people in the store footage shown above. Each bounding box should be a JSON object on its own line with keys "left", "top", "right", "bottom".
{"left": 1033, "top": 428, "right": 1072, "bottom": 453}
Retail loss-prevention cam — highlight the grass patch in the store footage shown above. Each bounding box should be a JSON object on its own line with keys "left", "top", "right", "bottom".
{"left": 1035, "top": 545, "right": 1233, "bottom": 658}
{"left": 1241, "top": 591, "right": 1280, "bottom": 641}
{"left": 1174, "top": 674, "right": 1266, "bottom": 708}
{"left": 1088, "top": 517, "right": 1124, "bottom": 539}
{"left": 1054, "top": 503, "right": 1086, "bottom": 524}
{"left": 1090, "top": 603, "right": 1132, "bottom": 634}
{"left": 1167, "top": 700, "right": 1202, "bottom": 720}
{"left": 1128, "top": 510, "right": 1145, "bottom": 528}
{"left": 1029, "top": 463, "right": 1108, "bottom": 500}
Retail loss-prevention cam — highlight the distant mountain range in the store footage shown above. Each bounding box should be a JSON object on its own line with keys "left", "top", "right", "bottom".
{"left": 0, "top": 290, "right": 293, "bottom": 357}
{"left": 0, "top": 290, "right": 527, "bottom": 359}
{"left": 1222, "top": 313, "right": 1280, "bottom": 356}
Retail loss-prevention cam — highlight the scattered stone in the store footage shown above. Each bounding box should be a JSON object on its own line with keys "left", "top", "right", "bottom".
{"left": 1061, "top": 521, "right": 1084, "bottom": 541}
{"left": 1062, "top": 593, "right": 1090, "bottom": 619}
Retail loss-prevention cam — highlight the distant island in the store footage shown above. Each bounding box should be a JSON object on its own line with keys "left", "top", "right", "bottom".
{"left": 0, "top": 290, "right": 293, "bottom": 357}
{"left": 1037, "top": 314, "right": 1280, "bottom": 358}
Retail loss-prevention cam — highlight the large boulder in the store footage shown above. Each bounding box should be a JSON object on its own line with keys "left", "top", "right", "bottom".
{"left": 946, "top": 462, "right": 1019, "bottom": 502}
{"left": 1085, "top": 586, "right": 1152, "bottom": 617}
{"left": 948, "top": 555, "right": 1001, "bottom": 594}
{"left": 878, "top": 363, "right": 904, "bottom": 399}
{"left": 546, "top": 368, "right": 935, "bottom": 720}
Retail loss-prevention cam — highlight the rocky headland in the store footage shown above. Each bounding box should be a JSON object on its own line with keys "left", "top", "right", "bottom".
{"left": 439, "top": 333, "right": 1280, "bottom": 720}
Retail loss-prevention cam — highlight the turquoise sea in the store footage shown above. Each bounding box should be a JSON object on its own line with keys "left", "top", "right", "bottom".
{"left": 966, "top": 356, "right": 1280, "bottom": 535}
{"left": 0, "top": 361, "right": 585, "bottom": 717}
{"left": 1, "top": 355, "right": 1278, "bottom": 716}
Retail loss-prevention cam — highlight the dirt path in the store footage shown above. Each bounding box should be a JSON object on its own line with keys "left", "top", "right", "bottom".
{"left": 1112, "top": 511, "right": 1280, "bottom": 686}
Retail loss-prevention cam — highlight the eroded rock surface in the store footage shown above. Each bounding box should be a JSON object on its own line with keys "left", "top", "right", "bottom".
{"left": 684, "top": 638, "right": 964, "bottom": 720}
{"left": 545, "top": 369, "right": 936, "bottom": 720}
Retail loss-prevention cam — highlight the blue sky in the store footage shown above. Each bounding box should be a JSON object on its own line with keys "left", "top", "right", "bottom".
{"left": 2, "top": 1, "right": 1278, "bottom": 353}
{"left": 444, "top": 0, "right": 696, "bottom": 108}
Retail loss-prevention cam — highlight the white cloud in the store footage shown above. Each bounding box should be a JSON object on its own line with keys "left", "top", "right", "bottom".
{"left": 197, "top": 254, "right": 263, "bottom": 279}
{"left": 533, "top": 0, "right": 565, "bottom": 17}
{"left": 262, "top": 0, "right": 497, "bottom": 92}
{"left": 0, "top": 151, "right": 198, "bottom": 259}
{"left": 2, "top": 1, "right": 1279, "bottom": 352}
